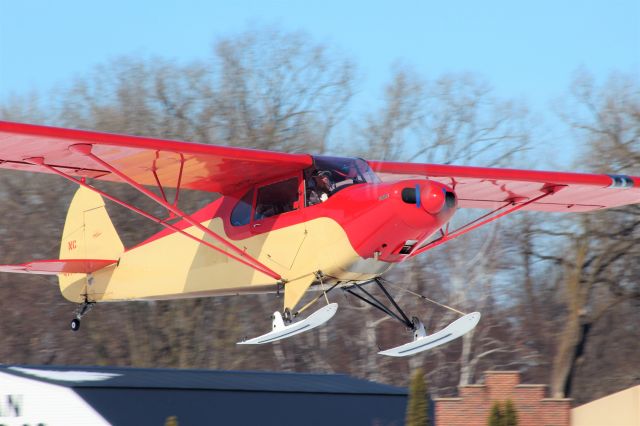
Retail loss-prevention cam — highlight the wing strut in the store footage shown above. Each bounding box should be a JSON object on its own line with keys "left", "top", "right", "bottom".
{"left": 410, "top": 188, "right": 559, "bottom": 257}
{"left": 24, "top": 152, "right": 282, "bottom": 281}
{"left": 151, "top": 151, "right": 185, "bottom": 217}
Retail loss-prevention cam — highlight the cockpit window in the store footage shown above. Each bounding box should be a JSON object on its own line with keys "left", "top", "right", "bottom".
{"left": 306, "top": 156, "right": 380, "bottom": 206}
{"left": 312, "top": 156, "right": 380, "bottom": 185}
{"left": 254, "top": 177, "right": 300, "bottom": 220}
{"left": 354, "top": 158, "right": 381, "bottom": 184}
{"left": 231, "top": 188, "right": 254, "bottom": 226}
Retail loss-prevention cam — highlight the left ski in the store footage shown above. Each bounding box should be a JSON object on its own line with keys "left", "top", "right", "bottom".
{"left": 379, "top": 312, "right": 481, "bottom": 357}
{"left": 238, "top": 303, "right": 338, "bottom": 345}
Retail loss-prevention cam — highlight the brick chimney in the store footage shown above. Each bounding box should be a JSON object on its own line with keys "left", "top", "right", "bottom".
{"left": 433, "top": 371, "right": 571, "bottom": 426}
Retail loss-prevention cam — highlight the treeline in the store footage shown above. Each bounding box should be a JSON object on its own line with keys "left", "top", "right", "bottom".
{"left": 0, "top": 27, "right": 638, "bottom": 405}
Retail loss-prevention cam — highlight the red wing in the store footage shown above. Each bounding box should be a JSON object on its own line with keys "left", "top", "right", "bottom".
{"left": 0, "top": 121, "right": 313, "bottom": 194}
{"left": 0, "top": 259, "right": 117, "bottom": 275}
{"left": 370, "top": 161, "right": 640, "bottom": 212}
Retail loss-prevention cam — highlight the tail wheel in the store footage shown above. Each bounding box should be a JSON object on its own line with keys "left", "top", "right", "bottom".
{"left": 70, "top": 318, "right": 81, "bottom": 332}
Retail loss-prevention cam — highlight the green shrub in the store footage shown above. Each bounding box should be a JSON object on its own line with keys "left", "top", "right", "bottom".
{"left": 487, "top": 400, "right": 518, "bottom": 426}
{"left": 488, "top": 401, "right": 504, "bottom": 426}
{"left": 504, "top": 399, "right": 518, "bottom": 426}
{"left": 406, "top": 368, "right": 429, "bottom": 426}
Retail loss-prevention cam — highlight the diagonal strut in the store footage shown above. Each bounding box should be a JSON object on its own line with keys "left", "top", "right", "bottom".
{"left": 410, "top": 189, "right": 559, "bottom": 257}
{"left": 24, "top": 151, "right": 282, "bottom": 280}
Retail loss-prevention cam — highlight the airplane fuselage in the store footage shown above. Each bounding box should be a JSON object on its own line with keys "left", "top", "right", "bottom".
{"left": 59, "top": 176, "right": 456, "bottom": 303}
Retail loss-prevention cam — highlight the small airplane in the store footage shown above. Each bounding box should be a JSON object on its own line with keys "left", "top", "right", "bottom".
{"left": 0, "top": 121, "right": 638, "bottom": 356}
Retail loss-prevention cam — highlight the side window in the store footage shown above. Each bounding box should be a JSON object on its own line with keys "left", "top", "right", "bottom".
{"left": 230, "top": 188, "right": 254, "bottom": 226}
{"left": 254, "top": 178, "right": 300, "bottom": 220}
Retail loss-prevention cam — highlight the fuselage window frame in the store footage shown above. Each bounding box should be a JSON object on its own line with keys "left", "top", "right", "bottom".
{"left": 253, "top": 176, "right": 302, "bottom": 221}
{"left": 230, "top": 188, "right": 255, "bottom": 227}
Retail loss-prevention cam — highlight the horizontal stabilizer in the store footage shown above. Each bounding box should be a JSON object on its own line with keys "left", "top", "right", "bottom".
{"left": 0, "top": 259, "right": 117, "bottom": 275}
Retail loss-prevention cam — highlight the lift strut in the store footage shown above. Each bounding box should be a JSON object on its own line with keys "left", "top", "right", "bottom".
{"left": 410, "top": 189, "right": 559, "bottom": 257}
{"left": 24, "top": 149, "right": 282, "bottom": 281}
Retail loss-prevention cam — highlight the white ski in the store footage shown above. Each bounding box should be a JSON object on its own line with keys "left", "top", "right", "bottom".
{"left": 238, "top": 303, "right": 338, "bottom": 345}
{"left": 378, "top": 312, "right": 481, "bottom": 357}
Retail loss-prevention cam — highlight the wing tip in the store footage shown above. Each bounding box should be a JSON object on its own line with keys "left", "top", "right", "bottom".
{"left": 607, "top": 174, "right": 637, "bottom": 189}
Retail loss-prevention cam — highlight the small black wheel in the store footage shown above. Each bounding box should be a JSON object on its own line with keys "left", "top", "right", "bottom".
{"left": 70, "top": 318, "right": 81, "bottom": 332}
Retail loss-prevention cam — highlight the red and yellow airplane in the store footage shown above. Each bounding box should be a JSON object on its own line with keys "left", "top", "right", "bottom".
{"left": 1, "top": 121, "right": 638, "bottom": 356}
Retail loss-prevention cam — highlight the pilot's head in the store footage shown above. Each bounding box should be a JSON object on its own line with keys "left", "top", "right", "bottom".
{"left": 312, "top": 170, "right": 332, "bottom": 190}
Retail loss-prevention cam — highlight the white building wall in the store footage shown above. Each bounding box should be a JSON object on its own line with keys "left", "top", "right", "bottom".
{"left": 0, "top": 371, "right": 110, "bottom": 426}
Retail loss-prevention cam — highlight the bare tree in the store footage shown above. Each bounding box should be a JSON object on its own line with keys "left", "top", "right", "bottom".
{"left": 559, "top": 70, "right": 640, "bottom": 172}
{"left": 412, "top": 73, "right": 531, "bottom": 166}
{"left": 210, "top": 27, "right": 355, "bottom": 153}
{"left": 543, "top": 71, "right": 640, "bottom": 398}
{"left": 354, "top": 66, "right": 426, "bottom": 160}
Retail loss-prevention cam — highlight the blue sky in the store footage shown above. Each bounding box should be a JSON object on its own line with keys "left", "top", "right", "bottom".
{"left": 0, "top": 0, "right": 638, "bottom": 164}
{"left": 1, "top": 0, "right": 637, "bottom": 102}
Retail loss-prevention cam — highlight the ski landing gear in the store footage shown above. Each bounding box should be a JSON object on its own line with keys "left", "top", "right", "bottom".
{"left": 237, "top": 303, "right": 338, "bottom": 345}
{"left": 70, "top": 299, "right": 95, "bottom": 332}
{"left": 238, "top": 274, "right": 340, "bottom": 345}
{"left": 378, "top": 312, "right": 481, "bottom": 357}
{"left": 343, "top": 278, "right": 481, "bottom": 357}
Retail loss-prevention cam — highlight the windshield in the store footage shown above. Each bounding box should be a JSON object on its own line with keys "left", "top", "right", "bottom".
{"left": 305, "top": 156, "right": 380, "bottom": 206}
{"left": 312, "top": 156, "right": 380, "bottom": 186}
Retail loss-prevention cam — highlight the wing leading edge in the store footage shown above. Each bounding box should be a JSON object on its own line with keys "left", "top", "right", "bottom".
{"left": 370, "top": 161, "right": 640, "bottom": 212}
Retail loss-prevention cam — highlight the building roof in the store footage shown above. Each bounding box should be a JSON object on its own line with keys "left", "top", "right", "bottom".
{"left": 0, "top": 364, "right": 406, "bottom": 395}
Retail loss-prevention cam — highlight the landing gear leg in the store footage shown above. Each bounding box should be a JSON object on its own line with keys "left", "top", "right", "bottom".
{"left": 282, "top": 308, "right": 293, "bottom": 324}
{"left": 411, "top": 316, "right": 427, "bottom": 340}
{"left": 70, "top": 299, "right": 95, "bottom": 332}
{"left": 343, "top": 278, "right": 481, "bottom": 357}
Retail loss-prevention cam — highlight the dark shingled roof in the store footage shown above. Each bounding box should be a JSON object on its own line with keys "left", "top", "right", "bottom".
{"left": 1, "top": 364, "right": 407, "bottom": 395}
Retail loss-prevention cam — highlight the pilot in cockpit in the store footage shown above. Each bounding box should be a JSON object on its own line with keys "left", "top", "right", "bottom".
{"left": 307, "top": 170, "right": 335, "bottom": 205}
